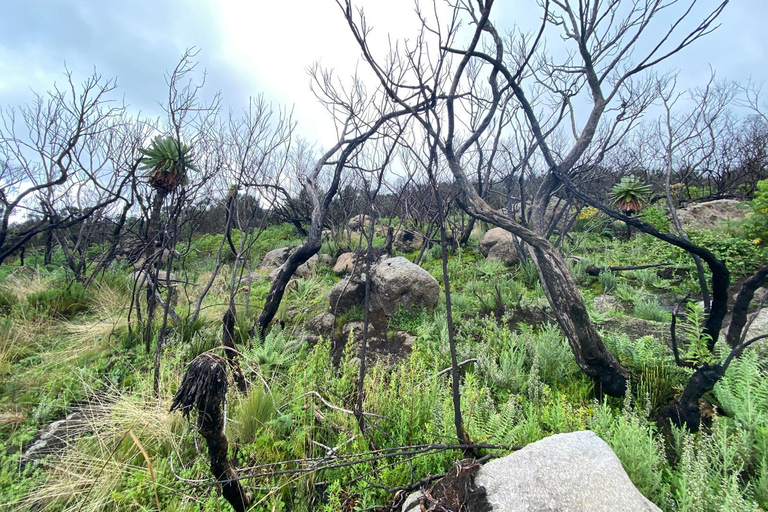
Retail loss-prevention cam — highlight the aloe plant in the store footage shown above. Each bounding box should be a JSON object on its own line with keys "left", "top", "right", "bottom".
{"left": 138, "top": 136, "right": 197, "bottom": 193}
{"left": 610, "top": 176, "right": 652, "bottom": 215}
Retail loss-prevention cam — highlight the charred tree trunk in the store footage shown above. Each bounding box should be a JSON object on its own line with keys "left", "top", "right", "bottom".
{"left": 255, "top": 239, "right": 321, "bottom": 339}
{"left": 665, "top": 265, "right": 768, "bottom": 431}
{"left": 223, "top": 306, "right": 248, "bottom": 393}
{"left": 171, "top": 353, "right": 251, "bottom": 512}
{"left": 527, "top": 245, "right": 629, "bottom": 396}
{"left": 44, "top": 229, "right": 54, "bottom": 265}
{"left": 450, "top": 167, "right": 629, "bottom": 397}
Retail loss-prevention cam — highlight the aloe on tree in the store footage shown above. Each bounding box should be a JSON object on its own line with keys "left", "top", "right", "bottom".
{"left": 137, "top": 135, "right": 197, "bottom": 352}
{"left": 138, "top": 135, "right": 197, "bottom": 254}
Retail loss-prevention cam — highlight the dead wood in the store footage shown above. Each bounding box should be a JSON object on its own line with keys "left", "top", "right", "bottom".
{"left": 171, "top": 353, "right": 251, "bottom": 512}
{"left": 411, "top": 459, "right": 491, "bottom": 512}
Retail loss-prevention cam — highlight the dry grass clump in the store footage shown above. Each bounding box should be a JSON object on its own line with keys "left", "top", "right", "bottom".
{"left": 16, "top": 389, "right": 186, "bottom": 512}
{"left": 64, "top": 281, "right": 131, "bottom": 345}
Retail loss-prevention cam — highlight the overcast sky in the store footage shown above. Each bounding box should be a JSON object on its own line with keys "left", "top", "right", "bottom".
{"left": 1, "top": 0, "right": 766, "bottom": 146}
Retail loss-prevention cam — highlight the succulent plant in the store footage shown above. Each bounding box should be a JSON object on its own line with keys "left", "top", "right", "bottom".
{"left": 610, "top": 176, "right": 651, "bottom": 215}
{"left": 138, "top": 136, "right": 198, "bottom": 193}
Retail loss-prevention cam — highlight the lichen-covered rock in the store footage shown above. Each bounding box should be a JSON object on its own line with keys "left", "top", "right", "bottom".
{"left": 487, "top": 240, "right": 519, "bottom": 266}
{"left": 404, "top": 431, "right": 661, "bottom": 512}
{"left": 480, "top": 228, "right": 514, "bottom": 257}
{"left": 369, "top": 257, "right": 440, "bottom": 316}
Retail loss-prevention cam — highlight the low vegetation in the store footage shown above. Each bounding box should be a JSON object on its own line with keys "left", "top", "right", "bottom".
{"left": 0, "top": 210, "right": 766, "bottom": 511}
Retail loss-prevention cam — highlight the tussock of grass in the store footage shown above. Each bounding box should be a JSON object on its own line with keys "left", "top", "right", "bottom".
{"left": 16, "top": 389, "right": 185, "bottom": 512}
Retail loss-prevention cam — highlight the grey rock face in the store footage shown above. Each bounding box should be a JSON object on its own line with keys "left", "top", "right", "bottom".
{"left": 395, "top": 230, "right": 425, "bottom": 253}
{"left": 369, "top": 257, "right": 440, "bottom": 316}
{"left": 404, "top": 431, "right": 660, "bottom": 512}
{"left": 487, "top": 240, "right": 519, "bottom": 266}
{"left": 480, "top": 228, "right": 514, "bottom": 257}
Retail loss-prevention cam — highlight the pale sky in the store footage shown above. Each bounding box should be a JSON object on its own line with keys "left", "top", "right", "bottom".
{"left": 1, "top": 0, "right": 766, "bottom": 146}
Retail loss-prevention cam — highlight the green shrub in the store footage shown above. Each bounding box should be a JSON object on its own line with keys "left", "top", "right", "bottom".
{"left": 27, "top": 282, "right": 89, "bottom": 317}
{"left": 633, "top": 296, "right": 671, "bottom": 323}
{"left": 639, "top": 205, "right": 671, "bottom": 232}
{"left": 746, "top": 178, "right": 768, "bottom": 245}
{"left": 598, "top": 270, "right": 617, "bottom": 293}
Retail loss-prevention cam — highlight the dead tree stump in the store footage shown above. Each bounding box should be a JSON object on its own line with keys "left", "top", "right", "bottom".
{"left": 171, "top": 353, "right": 251, "bottom": 511}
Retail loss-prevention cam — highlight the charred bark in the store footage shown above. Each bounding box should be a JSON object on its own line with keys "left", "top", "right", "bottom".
{"left": 171, "top": 353, "right": 251, "bottom": 512}
{"left": 254, "top": 240, "right": 321, "bottom": 339}
{"left": 223, "top": 306, "right": 248, "bottom": 393}
{"left": 664, "top": 264, "right": 768, "bottom": 431}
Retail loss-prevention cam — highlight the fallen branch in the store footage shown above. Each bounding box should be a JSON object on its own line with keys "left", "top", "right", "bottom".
{"left": 585, "top": 262, "right": 674, "bottom": 276}
{"left": 436, "top": 359, "right": 478, "bottom": 378}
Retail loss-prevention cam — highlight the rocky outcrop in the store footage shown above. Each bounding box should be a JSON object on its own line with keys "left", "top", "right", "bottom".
{"left": 404, "top": 431, "right": 660, "bottom": 512}
{"left": 369, "top": 257, "right": 440, "bottom": 316}
{"left": 677, "top": 199, "right": 750, "bottom": 230}
{"left": 395, "top": 230, "right": 425, "bottom": 253}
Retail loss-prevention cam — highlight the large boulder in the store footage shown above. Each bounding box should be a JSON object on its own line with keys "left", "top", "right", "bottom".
{"left": 395, "top": 230, "right": 425, "bottom": 253}
{"left": 487, "top": 240, "right": 519, "bottom": 266}
{"left": 329, "top": 275, "right": 366, "bottom": 313}
{"left": 260, "top": 246, "right": 293, "bottom": 270}
{"left": 369, "top": 257, "right": 440, "bottom": 316}
{"left": 404, "top": 431, "right": 660, "bottom": 512}
{"left": 480, "top": 228, "right": 514, "bottom": 257}
{"left": 676, "top": 199, "right": 750, "bottom": 230}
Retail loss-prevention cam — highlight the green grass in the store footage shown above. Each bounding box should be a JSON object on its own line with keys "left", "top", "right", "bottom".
{"left": 0, "top": 219, "right": 766, "bottom": 511}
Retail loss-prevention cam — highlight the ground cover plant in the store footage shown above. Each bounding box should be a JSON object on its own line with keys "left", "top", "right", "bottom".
{"left": 0, "top": 212, "right": 766, "bottom": 510}
{"left": 2, "top": 1, "right": 768, "bottom": 510}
